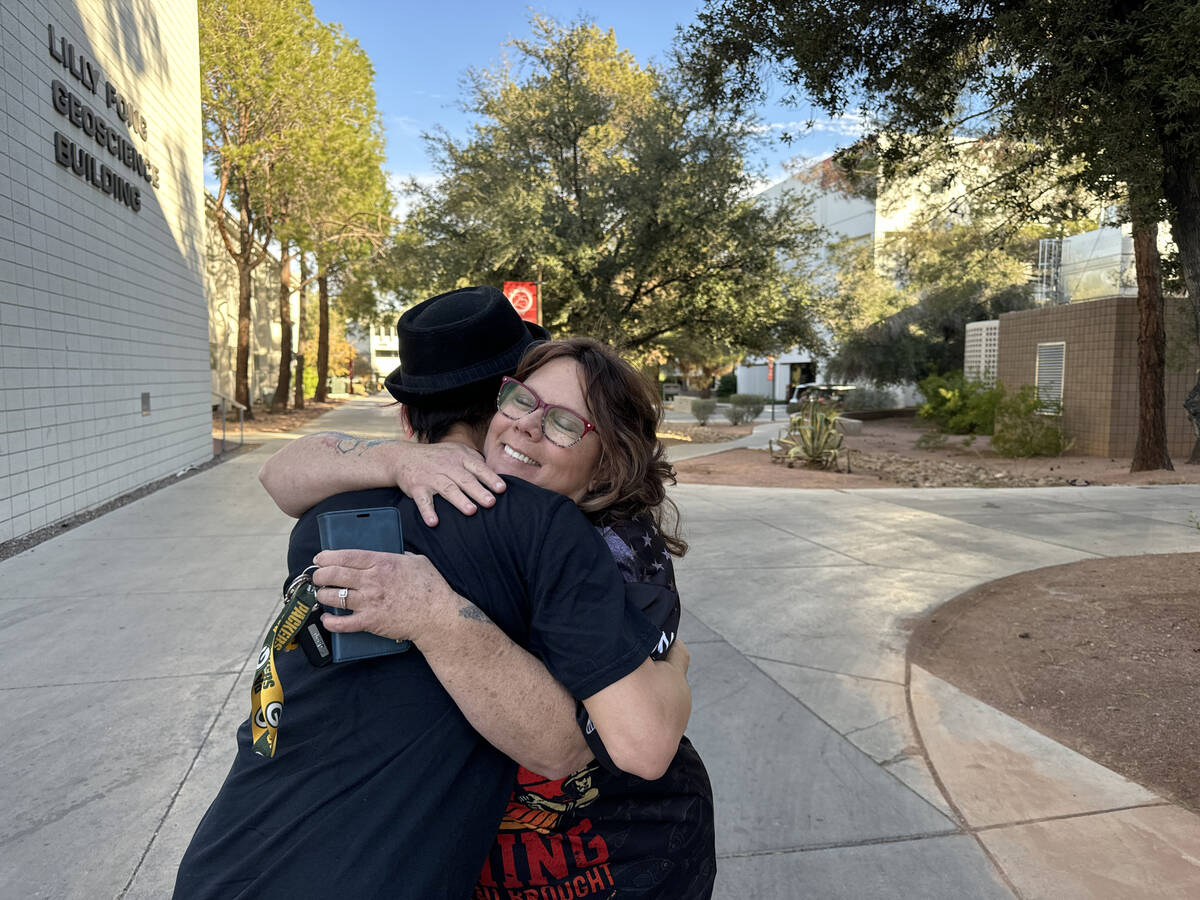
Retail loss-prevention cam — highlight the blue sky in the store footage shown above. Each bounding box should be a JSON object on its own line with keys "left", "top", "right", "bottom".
{"left": 309, "top": 0, "right": 865, "bottom": 193}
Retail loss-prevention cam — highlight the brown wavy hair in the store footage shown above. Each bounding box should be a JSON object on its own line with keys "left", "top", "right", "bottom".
{"left": 515, "top": 338, "right": 687, "bottom": 557}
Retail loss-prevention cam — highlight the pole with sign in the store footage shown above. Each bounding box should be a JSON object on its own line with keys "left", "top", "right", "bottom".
{"left": 502, "top": 281, "right": 540, "bottom": 326}
{"left": 767, "top": 355, "right": 775, "bottom": 422}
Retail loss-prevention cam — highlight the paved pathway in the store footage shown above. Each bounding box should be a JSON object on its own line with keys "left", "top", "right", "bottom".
{"left": 1, "top": 392, "right": 1197, "bottom": 898}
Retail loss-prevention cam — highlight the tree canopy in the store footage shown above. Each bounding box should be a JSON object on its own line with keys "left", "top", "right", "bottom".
{"left": 201, "top": 0, "right": 390, "bottom": 409}
{"left": 689, "top": 0, "right": 1200, "bottom": 467}
{"left": 385, "top": 16, "right": 823, "bottom": 358}
{"left": 823, "top": 222, "right": 1039, "bottom": 386}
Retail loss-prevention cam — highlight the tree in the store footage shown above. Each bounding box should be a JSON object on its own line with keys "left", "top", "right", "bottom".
{"left": 657, "top": 333, "right": 742, "bottom": 395}
{"left": 274, "top": 21, "right": 391, "bottom": 405}
{"left": 200, "top": 0, "right": 318, "bottom": 417}
{"left": 389, "top": 16, "right": 822, "bottom": 359}
{"left": 689, "top": 0, "right": 1199, "bottom": 470}
{"left": 304, "top": 28, "right": 389, "bottom": 402}
{"left": 298, "top": 292, "right": 354, "bottom": 397}
{"left": 824, "top": 222, "right": 1038, "bottom": 385}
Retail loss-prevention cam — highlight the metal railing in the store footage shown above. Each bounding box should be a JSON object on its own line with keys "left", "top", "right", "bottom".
{"left": 212, "top": 391, "right": 246, "bottom": 454}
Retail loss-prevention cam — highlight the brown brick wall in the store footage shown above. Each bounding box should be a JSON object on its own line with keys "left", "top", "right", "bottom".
{"left": 997, "top": 297, "right": 1198, "bottom": 458}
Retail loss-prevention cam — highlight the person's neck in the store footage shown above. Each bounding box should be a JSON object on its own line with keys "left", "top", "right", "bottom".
{"left": 434, "top": 423, "right": 485, "bottom": 452}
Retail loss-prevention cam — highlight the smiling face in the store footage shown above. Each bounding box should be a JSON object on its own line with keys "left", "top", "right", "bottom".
{"left": 484, "top": 357, "right": 601, "bottom": 503}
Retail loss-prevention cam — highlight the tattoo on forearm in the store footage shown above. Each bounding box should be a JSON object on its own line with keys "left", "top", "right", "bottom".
{"left": 318, "top": 432, "right": 393, "bottom": 456}
{"left": 457, "top": 604, "right": 491, "bottom": 624}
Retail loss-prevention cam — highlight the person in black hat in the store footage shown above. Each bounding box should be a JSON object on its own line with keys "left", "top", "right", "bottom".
{"left": 174, "top": 287, "right": 692, "bottom": 900}
{"left": 261, "top": 333, "right": 717, "bottom": 899}
{"left": 261, "top": 285, "right": 543, "bottom": 524}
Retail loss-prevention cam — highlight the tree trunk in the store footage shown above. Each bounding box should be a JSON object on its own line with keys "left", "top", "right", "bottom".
{"left": 294, "top": 253, "right": 308, "bottom": 410}
{"left": 234, "top": 199, "right": 254, "bottom": 420}
{"left": 270, "top": 238, "right": 293, "bottom": 413}
{"left": 1160, "top": 140, "right": 1200, "bottom": 463}
{"left": 314, "top": 263, "right": 330, "bottom": 402}
{"left": 1129, "top": 215, "right": 1173, "bottom": 472}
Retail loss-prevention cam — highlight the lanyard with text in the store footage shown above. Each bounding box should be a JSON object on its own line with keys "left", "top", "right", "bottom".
{"left": 250, "top": 566, "right": 321, "bottom": 758}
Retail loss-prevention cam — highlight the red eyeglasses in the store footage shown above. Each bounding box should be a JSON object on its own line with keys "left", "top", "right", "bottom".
{"left": 497, "top": 376, "right": 596, "bottom": 447}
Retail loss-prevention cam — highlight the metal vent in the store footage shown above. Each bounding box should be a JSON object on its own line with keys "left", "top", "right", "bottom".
{"left": 1035, "top": 342, "right": 1065, "bottom": 413}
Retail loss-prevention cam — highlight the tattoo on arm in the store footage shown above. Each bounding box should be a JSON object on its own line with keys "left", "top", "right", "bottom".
{"left": 457, "top": 603, "right": 492, "bottom": 624}
{"left": 318, "top": 432, "right": 393, "bottom": 456}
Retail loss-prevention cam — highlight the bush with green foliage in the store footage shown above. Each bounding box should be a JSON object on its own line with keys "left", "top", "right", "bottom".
{"left": 843, "top": 386, "right": 898, "bottom": 411}
{"left": 725, "top": 393, "right": 766, "bottom": 425}
{"left": 918, "top": 371, "right": 1003, "bottom": 434}
{"left": 717, "top": 372, "right": 737, "bottom": 397}
{"left": 690, "top": 398, "right": 718, "bottom": 425}
{"left": 771, "top": 404, "right": 844, "bottom": 469}
{"left": 991, "top": 385, "right": 1074, "bottom": 457}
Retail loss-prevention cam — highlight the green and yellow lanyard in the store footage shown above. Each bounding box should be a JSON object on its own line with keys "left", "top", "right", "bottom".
{"left": 250, "top": 565, "right": 321, "bottom": 758}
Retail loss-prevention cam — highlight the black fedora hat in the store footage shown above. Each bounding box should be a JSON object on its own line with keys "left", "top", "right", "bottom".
{"left": 384, "top": 285, "right": 549, "bottom": 404}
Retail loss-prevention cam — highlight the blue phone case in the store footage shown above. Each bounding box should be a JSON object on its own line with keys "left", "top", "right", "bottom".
{"left": 316, "top": 507, "right": 412, "bottom": 662}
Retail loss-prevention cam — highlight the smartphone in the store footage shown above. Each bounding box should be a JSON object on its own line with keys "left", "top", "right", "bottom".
{"left": 316, "top": 507, "right": 412, "bottom": 662}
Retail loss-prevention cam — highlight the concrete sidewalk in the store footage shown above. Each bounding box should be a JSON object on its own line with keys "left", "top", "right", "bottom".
{"left": 2, "top": 392, "right": 1198, "bottom": 898}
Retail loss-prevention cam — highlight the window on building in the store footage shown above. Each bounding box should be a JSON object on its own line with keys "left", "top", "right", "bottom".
{"left": 1035, "top": 342, "right": 1066, "bottom": 413}
{"left": 375, "top": 349, "right": 400, "bottom": 358}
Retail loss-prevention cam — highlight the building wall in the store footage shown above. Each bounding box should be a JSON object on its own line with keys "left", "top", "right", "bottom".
{"left": 997, "top": 297, "right": 1197, "bottom": 458}
{"left": 368, "top": 321, "right": 399, "bottom": 380}
{"left": 0, "top": 0, "right": 208, "bottom": 543}
{"left": 206, "top": 206, "right": 284, "bottom": 405}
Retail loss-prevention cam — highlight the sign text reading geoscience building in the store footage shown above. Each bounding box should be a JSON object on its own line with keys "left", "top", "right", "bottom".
{"left": 47, "top": 23, "right": 160, "bottom": 214}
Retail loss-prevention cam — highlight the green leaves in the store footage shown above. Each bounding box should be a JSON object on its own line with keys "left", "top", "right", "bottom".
{"left": 388, "top": 15, "right": 822, "bottom": 357}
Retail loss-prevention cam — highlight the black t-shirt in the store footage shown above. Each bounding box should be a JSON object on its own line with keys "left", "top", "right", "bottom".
{"left": 475, "top": 519, "right": 717, "bottom": 899}
{"left": 174, "top": 481, "right": 661, "bottom": 900}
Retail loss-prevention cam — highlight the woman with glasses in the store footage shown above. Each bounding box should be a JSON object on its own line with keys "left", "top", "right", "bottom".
{"left": 261, "top": 337, "right": 715, "bottom": 898}
{"left": 470, "top": 338, "right": 714, "bottom": 897}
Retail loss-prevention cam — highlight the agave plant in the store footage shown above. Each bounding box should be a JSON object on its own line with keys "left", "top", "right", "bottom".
{"left": 770, "top": 401, "right": 844, "bottom": 469}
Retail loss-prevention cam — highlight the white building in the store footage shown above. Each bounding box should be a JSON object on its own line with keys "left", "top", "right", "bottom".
{"left": 964, "top": 320, "right": 1000, "bottom": 386}
{"left": 367, "top": 321, "right": 399, "bottom": 382}
{"left": 738, "top": 159, "right": 935, "bottom": 399}
{"left": 1, "top": 2, "right": 208, "bottom": 543}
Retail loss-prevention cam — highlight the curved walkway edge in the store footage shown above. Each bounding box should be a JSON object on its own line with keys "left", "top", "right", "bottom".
{"left": 670, "top": 480, "right": 1200, "bottom": 898}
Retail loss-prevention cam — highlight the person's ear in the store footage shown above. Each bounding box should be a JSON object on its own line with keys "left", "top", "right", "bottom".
{"left": 398, "top": 404, "right": 415, "bottom": 440}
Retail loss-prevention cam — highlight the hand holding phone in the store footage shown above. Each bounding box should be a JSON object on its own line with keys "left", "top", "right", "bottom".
{"left": 317, "top": 507, "right": 412, "bottom": 662}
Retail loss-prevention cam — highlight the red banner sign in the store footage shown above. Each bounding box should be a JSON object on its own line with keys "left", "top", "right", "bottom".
{"left": 766, "top": 355, "right": 775, "bottom": 381}
{"left": 503, "top": 281, "right": 540, "bottom": 325}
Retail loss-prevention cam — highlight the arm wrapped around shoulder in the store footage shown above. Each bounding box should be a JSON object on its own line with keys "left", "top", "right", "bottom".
{"left": 580, "top": 646, "right": 691, "bottom": 780}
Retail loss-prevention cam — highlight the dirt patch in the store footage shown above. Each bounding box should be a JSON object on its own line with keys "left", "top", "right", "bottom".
{"left": 674, "top": 449, "right": 892, "bottom": 489}
{"left": 909, "top": 554, "right": 1200, "bottom": 814}
{"left": 212, "top": 396, "right": 346, "bottom": 438}
{"left": 657, "top": 423, "right": 754, "bottom": 445}
{"left": 673, "top": 416, "right": 1200, "bottom": 489}
{"left": 842, "top": 417, "right": 1200, "bottom": 487}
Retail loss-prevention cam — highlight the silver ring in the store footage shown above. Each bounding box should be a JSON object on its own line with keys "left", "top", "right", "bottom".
{"left": 337, "top": 587, "right": 349, "bottom": 610}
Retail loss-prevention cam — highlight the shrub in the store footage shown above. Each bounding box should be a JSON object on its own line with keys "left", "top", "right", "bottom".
{"left": 725, "top": 393, "right": 766, "bottom": 425}
{"left": 771, "top": 404, "right": 843, "bottom": 469}
{"left": 690, "top": 398, "right": 717, "bottom": 425}
{"left": 991, "top": 385, "right": 1074, "bottom": 457}
{"left": 918, "top": 371, "right": 1003, "bottom": 435}
{"left": 717, "top": 372, "right": 737, "bottom": 397}
{"left": 843, "top": 386, "right": 897, "bottom": 411}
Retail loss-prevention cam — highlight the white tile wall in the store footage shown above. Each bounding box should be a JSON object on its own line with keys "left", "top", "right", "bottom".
{"left": 1, "top": 0, "right": 208, "bottom": 544}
